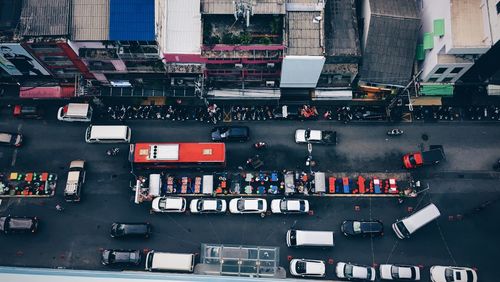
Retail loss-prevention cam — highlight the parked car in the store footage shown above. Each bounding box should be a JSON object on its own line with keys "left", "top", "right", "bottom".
{"left": 13, "top": 105, "right": 43, "bottom": 119}
{"left": 101, "top": 249, "right": 142, "bottom": 266}
{"left": 211, "top": 126, "right": 250, "bottom": 142}
{"left": 341, "top": 220, "right": 384, "bottom": 237}
{"left": 110, "top": 222, "right": 151, "bottom": 238}
{"left": 430, "top": 266, "right": 477, "bottom": 282}
{"left": 151, "top": 197, "right": 186, "bottom": 213}
{"left": 290, "top": 258, "right": 326, "bottom": 278}
{"left": 0, "top": 132, "right": 22, "bottom": 147}
{"left": 271, "top": 198, "right": 309, "bottom": 214}
{"left": 0, "top": 216, "right": 38, "bottom": 234}
{"left": 379, "top": 264, "right": 421, "bottom": 281}
{"left": 229, "top": 198, "right": 267, "bottom": 214}
{"left": 295, "top": 129, "right": 337, "bottom": 145}
{"left": 336, "top": 262, "right": 376, "bottom": 281}
{"left": 190, "top": 198, "right": 227, "bottom": 214}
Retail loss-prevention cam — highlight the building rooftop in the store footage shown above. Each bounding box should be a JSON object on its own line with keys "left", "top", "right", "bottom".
{"left": 71, "top": 0, "right": 109, "bottom": 41}
{"left": 18, "top": 0, "right": 71, "bottom": 37}
{"left": 0, "top": 0, "right": 22, "bottom": 34}
{"left": 286, "top": 11, "right": 323, "bottom": 56}
{"left": 451, "top": 0, "right": 489, "bottom": 49}
{"left": 359, "top": 0, "right": 419, "bottom": 86}
{"left": 324, "top": 0, "right": 361, "bottom": 58}
{"left": 109, "top": 0, "right": 155, "bottom": 41}
{"left": 201, "top": 0, "right": 286, "bottom": 15}
{"left": 165, "top": 0, "right": 201, "bottom": 54}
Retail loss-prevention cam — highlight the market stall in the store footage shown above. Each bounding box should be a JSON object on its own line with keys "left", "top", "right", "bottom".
{"left": 0, "top": 172, "right": 57, "bottom": 197}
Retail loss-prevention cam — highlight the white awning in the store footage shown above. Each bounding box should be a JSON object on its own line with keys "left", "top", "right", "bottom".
{"left": 165, "top": 0, "right": 201, "bottom": 54}
{"left": 312, "top": 89, "right": 353, "bottom": 100}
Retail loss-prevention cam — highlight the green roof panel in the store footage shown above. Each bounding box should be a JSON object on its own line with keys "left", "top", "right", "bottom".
{"left": 421, "top": 84, "right": 454, "bottom": 96}
{"left": 416, "top": 44, "right": 425, "bottom": 61}
{"left": 423, "top": 32, "right": 434, "bottom": 50}
{"left": 434, "top": 19, "right": 445, "bottom": 37}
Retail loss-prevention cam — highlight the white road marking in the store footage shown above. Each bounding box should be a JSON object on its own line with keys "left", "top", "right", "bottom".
{"left": 11, "top": 149, "right": 18, "bottom": 167}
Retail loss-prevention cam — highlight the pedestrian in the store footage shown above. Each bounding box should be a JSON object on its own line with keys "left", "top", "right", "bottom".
{"left": 56, "top": 204, "right": 64, "bottom": 211}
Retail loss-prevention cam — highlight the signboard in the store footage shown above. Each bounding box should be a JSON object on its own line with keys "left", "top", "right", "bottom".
{"left": 0, "top": 43, "right": 50, "bottom": 76}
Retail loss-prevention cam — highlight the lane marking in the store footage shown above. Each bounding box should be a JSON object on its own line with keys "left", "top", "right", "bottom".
{"left": 11, "top": 149, "right": 18, "bottom": 167}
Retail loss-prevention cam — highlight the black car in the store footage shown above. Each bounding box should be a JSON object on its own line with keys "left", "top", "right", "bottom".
{"left": 101, "top": 249, "right": 142, "bottom": 266}
{"left": 341, "top": 220, "right": 384, "bottom": 237}
{"left": 0, "top": 216, "right": 38, "bottom": 234}
{"left": 211, "top": 126, "right": 250, "bottom": 142}
{"left": 13, "top": 105, "right": 43, "bottom": 119}
{"left": 110, "top": 222, "right": 151, "bottom": 238}
{"left": 0, "top": 132, "right": 23, "bottom": 147}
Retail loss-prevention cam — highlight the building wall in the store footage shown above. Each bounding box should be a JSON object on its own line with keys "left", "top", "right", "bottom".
{"left": 486, "top": 0, "right": 500, "bottom": 44}
{"left": 155, "top": 0, "right": 167, "bottom": 54}
{"left": 360, "top": 0, "right": 372, "bottom": 51}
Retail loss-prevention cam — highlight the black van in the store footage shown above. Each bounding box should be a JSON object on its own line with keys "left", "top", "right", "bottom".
{"left": 211, "top": 126, "right": 250, "bottom": 142}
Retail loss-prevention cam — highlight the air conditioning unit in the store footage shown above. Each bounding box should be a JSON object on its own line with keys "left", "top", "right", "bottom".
{"left": 235, "top": 63, "right": 243, "bottom": 69}
{"left": 118, "top": 47, "right": 124, "bottom": 54}
{"left": 267, "top": 63, "right": 275, "bottom": 68}
{"left": 266, "top": 81, "right": 275, "bottom": 87}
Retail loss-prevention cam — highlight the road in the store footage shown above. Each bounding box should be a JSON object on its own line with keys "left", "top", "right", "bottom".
{"left": 0, "top": 108, "right": 498, "bottom": 280}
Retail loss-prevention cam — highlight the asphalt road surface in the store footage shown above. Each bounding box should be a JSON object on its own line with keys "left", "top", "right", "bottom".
{"left": 0, "top": 108, "right": 499, "bottom": 281}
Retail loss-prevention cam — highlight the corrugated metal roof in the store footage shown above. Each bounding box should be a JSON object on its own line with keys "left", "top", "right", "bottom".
{"left": 71, "top": 0, "right": 109, "bottom": 41}
{"left": 19, "top": 0, "right": 71, "bottom": 36}
{"left": 201, "top": 0, "right": 286, "bottom": 15}
{"left": 359, "top": 0, "right": 420, "bottom": 85}
{"left": 324, "top": 0, "right": 360, "bottom": 58}
{"left": 370, "top": 0, "right": 419, "bottom": 19}
{"left": 109, "top": 0, "right": 155, "bottom": 41}
{"left": 286, "top": 11, "right": 323, "bottom": 56}
{"left": 165, "top": 0, "right": 201, "bottom": 54}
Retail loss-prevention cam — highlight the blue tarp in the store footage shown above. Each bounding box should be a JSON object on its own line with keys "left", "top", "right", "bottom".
{"left": 109, "top": 0, "right": 155, "bottom": 41}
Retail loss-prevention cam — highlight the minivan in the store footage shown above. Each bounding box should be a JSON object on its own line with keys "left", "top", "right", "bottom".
{"left": 211, "top": 126, "right": 250, "bottom": 142}
{"left": 57, "top": 103, "right": 93, "bottom": 122}
{"left": 286, "top": 229, "right": 335, "bottom": 248}
{"left": 64, "top": 160, "right": 86, "bottom": 202}
{"left": 85, "top": 125, "right": 131, "bottom": 143}
{"left": 392, "top": 203, "right": 441, "bottom": 239}
{"left": 145, "top": 251, "right": 195, "bottom": 272}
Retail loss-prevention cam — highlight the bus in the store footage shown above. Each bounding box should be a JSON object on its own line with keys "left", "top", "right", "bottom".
{"left": 129, "top": 142, "right": 226, "bottom": 170}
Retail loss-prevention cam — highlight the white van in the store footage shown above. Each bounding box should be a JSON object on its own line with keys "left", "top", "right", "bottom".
{"left": 145, "top": 251, "right": 195, "bottom": 272}
{"left": 286, "top": 229, "right": 335, "bottom": 248}
{"left": 392, "top": 203, "right": 441, "bottom": 239}
{"left": 57, "top": 103, "right": 92, "bottom": 122}
{"left": 64, "top": 160, "right": 86, "bottom": 202}
{"left": 85, "top": 125, "right": 131, "bottom": 143}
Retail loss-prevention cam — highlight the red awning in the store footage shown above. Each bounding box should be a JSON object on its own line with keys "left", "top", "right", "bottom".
{"left": 20, "top": 86, "right": 75, "bottom": 99}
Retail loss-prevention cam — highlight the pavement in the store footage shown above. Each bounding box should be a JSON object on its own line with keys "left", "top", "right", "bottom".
{"left": 0, "top": 106, "right": 498, "bottom": 281}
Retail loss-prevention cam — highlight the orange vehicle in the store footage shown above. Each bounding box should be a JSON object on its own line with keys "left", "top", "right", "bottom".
{"left": 129, "top": 142, "right": 226, "bottom": 170}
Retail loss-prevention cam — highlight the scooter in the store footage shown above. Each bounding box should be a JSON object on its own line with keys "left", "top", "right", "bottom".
{"left": 106, "top": 147, "right": 120, "bottom": 156}
{"left": 253, "top": 142, "right": 267, "bottom": 149}
{"left": 387, "top": 129, "right": 404, "bottom": 136}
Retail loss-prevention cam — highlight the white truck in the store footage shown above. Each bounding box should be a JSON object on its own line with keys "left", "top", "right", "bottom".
{"left": 57, "top": 103, "right": 93, "bottom": 122}
{"left": 295, "top": 129, "right": 337, "bottom": 145}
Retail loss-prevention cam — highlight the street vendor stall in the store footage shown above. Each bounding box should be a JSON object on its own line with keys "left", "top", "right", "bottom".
{"left": 0, "top": 172, "right": 57, "bottom": 197}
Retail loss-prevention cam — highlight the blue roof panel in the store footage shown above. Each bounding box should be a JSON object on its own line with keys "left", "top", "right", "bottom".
{"left": 109, "top": 0, "right": 155, "bottom": 41}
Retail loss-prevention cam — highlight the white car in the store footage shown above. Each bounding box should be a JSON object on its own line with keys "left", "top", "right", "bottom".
{"left": 190, "top": 199, "right": 227, "bottom": 214}
{"left": 295, "top": 129, "right": 337, "bottom": 144}
{"left": 290, "top": 259, "right": 326, "bottom": 278}
{"left": 151, "top": 197, "right": 186, "bottom": 213}
{"left": 379, "top": 264, "right": 420, "bottom": 281}
{"left": 229, "top": 198, "right": 267, "bottom": 214}
{"left": 336, "top": 262, "right": 376, "bottom": 281}
{"left": 430, "top": 266, "right": 477, "bottom": 282}
{"left": 271, "top": 198, "right": 309, "bottom": 214}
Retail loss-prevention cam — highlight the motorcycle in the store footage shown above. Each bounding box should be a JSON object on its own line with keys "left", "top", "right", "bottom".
{"left": 253, "top": 142, "right": 267, "bottom": 149}
{"left": 106, "top": 147, "right": 120, "bottom": 156}
{"left": 387, "top": 129, "right": 404, "bottom": 136}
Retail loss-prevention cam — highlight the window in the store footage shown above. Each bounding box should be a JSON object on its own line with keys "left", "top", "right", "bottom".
{"left": 427, "top": 77, "right": 439, "bottom": 83}
{"left": 451, "top": 67, "right": 463, "bottom": 74}
{"left": 497, "top": 2, "right": 500, "bottom": 14}
{"left": 441, "top": 77, "right": 454, "bottom": 83}
{"left": 435, "top": 67, "right": 447, "bottom": 74}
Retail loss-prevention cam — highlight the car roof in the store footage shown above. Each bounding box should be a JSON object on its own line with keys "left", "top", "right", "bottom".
{"left": 8, "top": 217, "right": 34, "bottom": 229}
{"left": 352, "top": 265, "right": 369, "bottom": 278}
{"left": 202, "top": 199, "right": 218, "bottom": 210}
{"left": 0, "top": 133, "right": 13, "bottom": 143}
{"left": 286, "top": 199, "right": 301, "bottom": 210}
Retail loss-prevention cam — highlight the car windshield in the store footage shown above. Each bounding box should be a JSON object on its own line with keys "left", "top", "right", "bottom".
{"left": 305, "top": 130, "right": 310, "bottom": 139}
{"left": 257, "top": 201, "right": 263, "bottom": 209}
{"left": 345, "top": 264, "right": 354, "bottom": 277}
{"left": 197, "top": 201, "right": 204, "bottom": 210}
{"left": 409, "top": 155, "right": 417, "bottom": 166}
{"left": 353, "top": 221, "right": 361, "bottom": 233}
{"left": 280, "top": 200, "right": 287, "bottom": 211}
{"left": 445, "top": 268, "right": 454, "bottom": 281}
{"left": 216, "top": 201, "right": 222, "bottom": 210}
{"left": 396, "top": 221, "right": 410, "bottom": 237}
{"left": 295, "top": 261, "right": 307, "bottom": 274}
{"left": 366, "top": 267, "right": 372, "bottom": 279}
{"left": 237, "top": 200, "right": 245, "bottom": 211}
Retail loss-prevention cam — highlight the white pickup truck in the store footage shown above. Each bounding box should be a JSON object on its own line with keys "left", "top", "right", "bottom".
{"left": 295, "top": 129, "right": 337, "bottom": 145}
